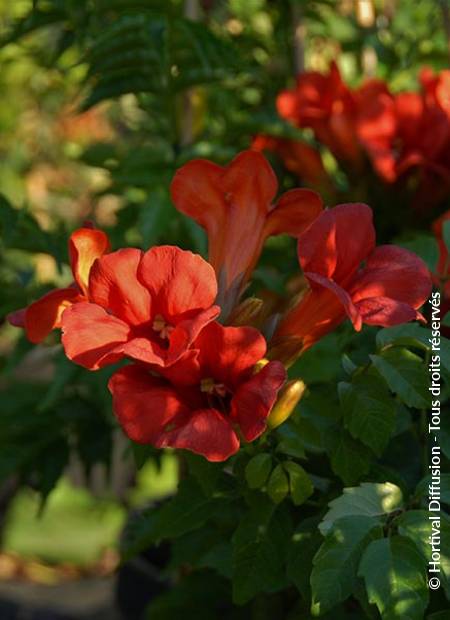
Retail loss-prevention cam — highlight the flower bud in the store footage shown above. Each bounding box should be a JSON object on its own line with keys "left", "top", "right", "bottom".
{"left": 267, "top": 379, "right": 306, "bottom": 429}
{"left": 227, "top": 297, "right": 263, "bottom": 327}
{"left": 253, "top": 358, "right": 269, "bottom": 374}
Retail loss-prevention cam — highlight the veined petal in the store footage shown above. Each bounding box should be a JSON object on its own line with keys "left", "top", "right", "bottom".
{"left": 61, "top": 302, "right": 130, "bottom": 370}
{"left": 355, "top": 297, "right": 425, "bottom": 327}
{"left": 138, "top": 246, "right": 217, "bottom": 318}
{"left": 298, "top": 203, "right": 375, "bottom": 284}
{"left": 167, "top": 304, "right": 220, "bottom": 365}
{"left": 230, "top": 361, "right": 286, "bottom": 442}
{"left": 194, "top": 321, "right": 267, "bottom": 389}
{"left": 89, "top": 248, "right": 151, "bottom": 326}
{"left": 108, "top": 365, "right": 189, "bottom": 444}
{"left": 23, "top": 287, "right": 81, "bottom": 344}
{"left": 305, "top": 272, "right": 362, "bottom": 330}
{"left": 69, "top": 227, "right": 110, "bottom": 295}
{"left": 265, "top": 188, "right": 323, "bottom": 237}
{"left": 350, "top": 245, "right": 432, "bottom": 309}
{"left": 157, "top": 408, "right": 240, "bottom": 462}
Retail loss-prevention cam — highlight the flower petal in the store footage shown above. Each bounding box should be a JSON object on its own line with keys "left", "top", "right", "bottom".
{"left": 231, "top": 361, "right": 286, "bottom": 442}
{"left": 69, "top": 227, "right": 110, "bottom": 295}
{"left": 265, "top": 188, "right": 323, "bottom": 237}
{"left": 7, "top": 308, "right": 26, "bottom": 328}
{"left": 298, "top": 203, "right": 375, "bottom": 284}
{"left": 305, "top": 272, "right": 362, "bottom": 330}
{"left": 158, "top": 408, "right": 240, "bottom": 462}
{"left": 21, "top": 287, "right": 81, "bottom": 344}
{"left": 138, "top": 246, "right": 217, "bottom": 319}
{"left": 351, "top": 245, "right": 432, "bottom": 309}
{"left": 168, "top": 305, "right": 220, "bottom": 364}
{"left": 89, "top": 248, "right": 151, "bottom": 325}
{"left": 355, "top": 297, "right": 425, "bottom": 327}
{"left": 61, "top": 302, "right": 130, "bottom": 369}
{"left": 194, "top": 321, "right": 267, "bottom": 389}
{"left": 108, "top": 365, "right": 189, "bottom": 444}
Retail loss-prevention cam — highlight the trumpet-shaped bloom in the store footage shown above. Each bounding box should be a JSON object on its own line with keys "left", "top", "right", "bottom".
{"left": 170, "top": 150, "right": 322, "bottom": 311}
{"left": 276, "top": 62, "right": 363, "bottom": 169}
{"left": 7, "top": 227, "right": 110, "bottom": 343}
{"left": 271, "top": 203, "right": 432, "bottom": 362}
{"left": 61, "top": 245, "right": 220, "bottom": 370}
{"left": 108, "top": 321, "right": 286, "bottom": 462}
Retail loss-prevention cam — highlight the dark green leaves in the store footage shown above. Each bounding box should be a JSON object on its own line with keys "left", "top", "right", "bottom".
{"left": 311, "top": 516, "right": 383, "bottom": 615}
{"left": 359, "top": 537, "right": 428, "bottom": 620}
{"left": 339, "top": 375, "right": 397, "bottom": 456}
{"left": 245, "top": 453, "right": 272, "bottom": 489}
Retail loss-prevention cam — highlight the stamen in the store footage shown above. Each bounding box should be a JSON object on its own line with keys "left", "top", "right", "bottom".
{"left": 200, "top": 378, "right": 227, "bottom": 397}
{"left": 152, "top": 314, "right": 174, "bottom": 339}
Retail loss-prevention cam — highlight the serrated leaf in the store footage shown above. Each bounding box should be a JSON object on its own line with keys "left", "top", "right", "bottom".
{"left": 339, "top": 376, "right": 397, "bottom": 456}
{"left": 397, "top": 510, "right": 450, "bottom": 600}
{"left": 232, "top": 500, "right": 291, "bottom": 604}
{"left": 266, "top": 464, "right": 289, "bottom": 504}
{"left": 370, "top": 348, "right": 430, "bottom": 409}
{"left": 358, "top": 536, "right": 428, "bottom": 620}
{"left": 328, "top": 429, "right": 371, "bottom": 485}
{"left": 311, "top": 516, "right": 383, "bottom": 615}
{"left": 283, "top": 461, "right": 313, "bottom": 506}
{"left": 245, "top": 453, "right": 272, "bottom": 490}
{"left": 320, "top": 482, "right": 403, "bottom": 535}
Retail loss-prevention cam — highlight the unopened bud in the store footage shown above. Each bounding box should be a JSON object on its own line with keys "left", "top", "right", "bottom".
{"left": 253, "top": 358, "right": 269, "bottom": 374}
{"left": 267, "top": 379, "right": 306, "bottom": 429}
{"left": 227, "top": 297, "right": 263, "bottom": 327}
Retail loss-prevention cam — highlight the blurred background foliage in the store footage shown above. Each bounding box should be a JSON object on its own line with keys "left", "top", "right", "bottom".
{"left": 0, "top": 0, "right": 449, "bottom": 606}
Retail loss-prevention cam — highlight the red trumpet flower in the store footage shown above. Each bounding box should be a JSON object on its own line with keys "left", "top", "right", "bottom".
{"left": 61, "top": 245, "right": 220, "bottom": 370}
{"left": 170, "top": 150, "right": 322, "bottom": 312}
{"left": 271, "top": 203, "right": 432, "bottom": 363}
{"left": 276, "top": 62, "right": 363, "bottom": 169}
{"left": 109, "top": 321, "right": 286, "bottom": 462}
{"left": 7, "top": 226, "right": 110, "bottom": 343}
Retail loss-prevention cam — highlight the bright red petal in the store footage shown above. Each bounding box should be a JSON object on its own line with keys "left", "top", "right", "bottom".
{"left": 108, "top": 365, "right": 189, "bottom": 444}
{"left": 138, "top": 246, "right": 217, "bottom": 318}
{"left": 265, "top": 188, "right": 323, "bottom": 237}
{"left": 350, "top": 245, "right": 432, "bottom": 309}
{"left": 194, "top": 321, "right": 267, "bottom": 389}
{"left": 89, "top": 248, "right": 151, "bottom": 326}
{"left": 167, "top": 305, "right": 220, "bottom": 364}
{"left": 69, "top": 227, "right": 110, "bottom": 295}
{"left": 231, "top": 361, "right": 286, "bottom": 442}
{"left": 305, "top": 272, "right": 362, "bottom": 331}
{"left": 158, "top": 408, "right": 240, "bottom": 462}
{"left": 355, "top": 297, "right": 425, "bottom": 327}
{"left": 61, "top": 302, "right": 130, "bottom": 369}
{"left": 23, "top": 287, "right": 81, "bottom": 344}
{"left": 298, "top": 203, "right": 375, "bottom": 284}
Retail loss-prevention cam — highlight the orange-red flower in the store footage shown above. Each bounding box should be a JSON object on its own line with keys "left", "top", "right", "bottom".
{"left": 271, "top": 203, "right": 432, "bottom": 363}
{"left": 109, "top": 321, "right": 286, "bottom": 462}
{"left": 276, "top": 62, "right": 363, "bottom": 170}
{"left": 61, "top": 246, "right": 219, "bottom": 370}
{"left": 7, "top": 226, "right": 110, "bottom": 343}
{"left": 170, "top": 150, "right": 323, "bottom": 311}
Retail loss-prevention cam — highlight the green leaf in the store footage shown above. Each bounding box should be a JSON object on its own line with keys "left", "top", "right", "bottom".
{"left": 398, "top": 234, "right": 439, "bottom": 273}
{"left": 328, "top": 429, "right": 371, "bottom": 486}
{"left": 121, "top": 478, "right": 228, "bottom": 559}
{"left": 416, "top": 474, "right": 450, "bottom": 506}
{"left": 245, "top": 453, "right": 272, "bottom": 490}
{"left": 287, "top": 517, "right": 323, "bottom": 602}
{"left": 358, "top": 536, "right": 429, "bottom": 620}
{"left": 311, "top": 516, "right": 383, "bottom": 615}
{"left": 283, "top": 461, "right": 313, "bottom": 506}
{"left": 320, "top": 482, "right": 403, "bottom": 535}
{"left": 397, "top": 510, "right": 450, "bottom": 599}
{"left": 266, "top": 464, "right": 289, "bottom": 504}
{"left": 443, "top": 220, "right": 450, "bottom": 255}
{"left": 232, "top": 500, "right": 291, "bottom": 604}
{"left": 370, "top": 348, "right": 430, "bottom": 409}
{"left": 339, "top": 375, "right": 397, "bottom": 456}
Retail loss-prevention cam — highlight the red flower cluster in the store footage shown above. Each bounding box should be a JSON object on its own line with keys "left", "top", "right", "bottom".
{"left": 271, "top": 203, "right": 431, "bottom": 364}
{"left": 257, "top": 63, "right": 450, "bottom": 210}
{"left": 8, "top": 150, "right": 432, "bottom": 460}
